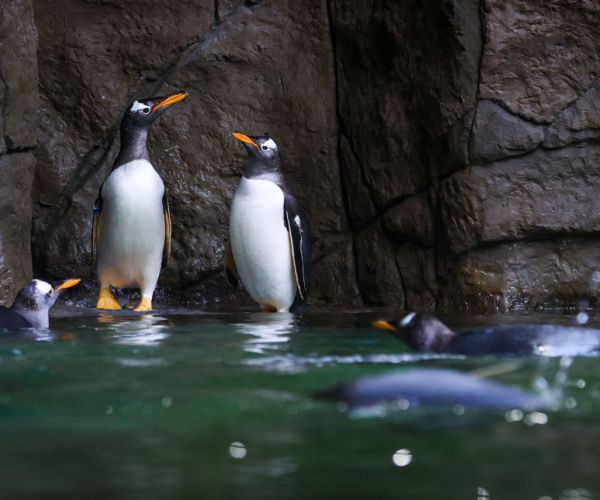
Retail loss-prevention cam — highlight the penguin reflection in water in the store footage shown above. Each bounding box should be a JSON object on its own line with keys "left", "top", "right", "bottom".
{"left": 226, "top": 133, "right": 310, "bottom": 313}
{"left": 93, "top": 92, "right": 188, "bottom": 311}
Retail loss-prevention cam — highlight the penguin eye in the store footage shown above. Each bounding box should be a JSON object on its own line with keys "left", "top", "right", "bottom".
{"left": 47, "top": 290, "right": 53, "bottom": 297}
{"left": 141, "top": 107, "right": 151, "bottom": 115}
{"left": 261, "top": 144, "right": 269, "bottom": 151}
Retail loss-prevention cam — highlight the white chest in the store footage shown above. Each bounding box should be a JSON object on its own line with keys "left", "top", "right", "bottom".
{"left": 97, "top": 160, "right": 166, "bottom": 289}
{"left": 229, "top": 177, "right": 296, "bottom": 311}
{"left": 102, "top": 160, "right": 165, "bottom": 209}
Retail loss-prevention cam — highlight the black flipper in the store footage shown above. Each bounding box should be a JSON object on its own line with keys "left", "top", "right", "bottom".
{"left": 92, "top": 189, "right": 103, "bottom": 267}
{"left": 283, "top": 192, "right": 310, "bottom": 301}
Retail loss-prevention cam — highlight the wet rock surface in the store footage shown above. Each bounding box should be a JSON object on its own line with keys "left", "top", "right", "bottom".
{"left": 0, "top": 0, "right": 38, "bottom": 304}
{"left": 1, "top": 0, "right": 600, "bottom": 311}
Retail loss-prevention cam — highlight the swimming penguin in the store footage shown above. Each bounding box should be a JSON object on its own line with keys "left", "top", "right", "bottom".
{"left": 226, "top": 133, "right": 310, "bottom": 313}
{"left": 315, "top": 368, "right": 547, "bottom": 411}
{"left": 0, "top": 278, "right": 81, "bottom": 330}
{"left": 92, "top": 91, "right": 188, "bottom": 312}
{"left": 373, "top": 313, "right": 600, "bottom": 356}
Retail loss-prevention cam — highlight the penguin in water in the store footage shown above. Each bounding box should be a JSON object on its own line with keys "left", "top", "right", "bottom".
{"left": 226, "top": 133, "right": 310, "bottom": 312}
{"left": 373, "top": 312, "right": 600, "bottom": 356}
{"left": 93, "top": 91, "right": 188, "bottom": 312}
{"left": 0, "top": 278, "right": 80, "bottom": 330}
{"left": 315, "top": 368, "right": 547, "bottom": 411}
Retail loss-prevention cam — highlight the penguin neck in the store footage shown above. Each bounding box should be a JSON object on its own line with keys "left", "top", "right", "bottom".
{"left": 244, "top": 158, "right": 284, "bottom": 186}
{"left": 11, "top": 305, "right": 48, "bottom": 329}
{"left": 114, "top": 127, "right": 150, "bottom": 167}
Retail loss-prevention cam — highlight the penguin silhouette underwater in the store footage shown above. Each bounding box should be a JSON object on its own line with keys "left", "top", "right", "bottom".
{"left": 373, "top": 312, "right": 600, "bottom": 357}
{"left": 0, "top": 278, "right": 80, "bottom": 330}
{"left": 315, "top": 367, "right": 547, "bottom": 411}
{"left": 92, "top": 91, "right": 188, "bottom": 312}
{"left": 225, "top": 133, "right": 310, "bottom": 313}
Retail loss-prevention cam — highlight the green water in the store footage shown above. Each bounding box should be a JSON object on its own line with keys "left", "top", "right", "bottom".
{"left": 0, "top": 309, "right": 599, "bottom": 499}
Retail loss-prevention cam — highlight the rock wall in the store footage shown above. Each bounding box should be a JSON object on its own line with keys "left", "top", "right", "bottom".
{"left": 331, "top": 0, "right": 600, "bottom": 311}
{"left": 0, "top": 0, "right": 38, "bottom": 304}
{"left": 1, "top": 0, "right": 598, "bottom": 311}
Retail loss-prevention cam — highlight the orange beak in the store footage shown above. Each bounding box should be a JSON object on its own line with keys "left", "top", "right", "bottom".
{"left": 152, "top": 92, "right": 188, "bottom": 113}
{"left": 54, "top": 278, "right": 81, "bottom": 292}
{"left": 371, "top": 320, "right": 398, "bottom": 333}
{"left": 232, "top": 132, "right": 259, "bottom": 148}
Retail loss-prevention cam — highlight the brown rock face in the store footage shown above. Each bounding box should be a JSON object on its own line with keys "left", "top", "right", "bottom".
{"left": 0, "top": 0, "right": 38, "bottom": 305}
{"left": 2, "top": 0, "right": 600, "bottom": 311}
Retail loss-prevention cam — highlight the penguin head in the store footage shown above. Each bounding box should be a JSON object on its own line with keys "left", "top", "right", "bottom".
{"left": 11, "top": 278, "right": 81, "bottom": 329}
{"left": 232, "top": 133, "right": 282, "bottom": 177}
{"left": 372, "top": 312, "right": 457, "bottom": 352}
{"left": 121, "top": 91, "right": 188, "bottom": 131}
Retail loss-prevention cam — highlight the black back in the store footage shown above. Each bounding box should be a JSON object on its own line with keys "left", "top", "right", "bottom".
{"left": 0, "top": 306, "right": 31, "bottom": 330}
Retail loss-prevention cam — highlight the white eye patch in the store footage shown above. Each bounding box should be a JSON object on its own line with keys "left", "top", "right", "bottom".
{"left": 261, "top": 138, "right": 277, "bottom": 150}
{"left": 401, "top": 312, "right": 416, "bottom": 327}
{"left": 130, "top": 100, "right": 151, "bottom": 113}
{"left": 33, "top": 279, "right": 52, "bottom": 295}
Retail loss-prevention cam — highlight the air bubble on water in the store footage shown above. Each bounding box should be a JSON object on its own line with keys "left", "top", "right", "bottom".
{"left": 477, "top": 487, "right": 490, "bottom": 499}
{"left": 453, "top": 405, "right": 465, "bottom": 415}
{"left": 576, "top": 379, "right": 586, "bottom": 389}
{"left": 392, "top": 449, "right": 412, "bottom": 467}
{"left": 534, "top": 376, "right": 549, "bottom": 392}
{"left": 229, "top": 442, "right": 247, "bottom": 459}
{"left": 161, "top": 397, "right": 172, "bottom": 408}
{"left": 564, "top": 397, "right": 577, "bottom": 409}
{"left": 105, "top": 406, "right": 113, "bottom": 415}
{"left": 575, "top": 312, "right": 589, "bottom": 325}
{"left": 505, "top": 409, "right": 524, "bottom": 422}
{"left": 397, "top": 399, "right": 410, "bottom": 410}
{"left": 524, "top": 411, "right": 548, "bottom": 426}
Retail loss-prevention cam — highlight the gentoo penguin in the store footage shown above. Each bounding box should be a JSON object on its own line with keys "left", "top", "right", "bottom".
{"left": 92, "top": 91, "right": 187, "bottom": 312}
{"left": 226, "top": 133, "right": 310, "bottom": 312}
{"left": 315, "top": 368, "right": 547, "bottom": 411}
{"left": 373, "top": 313, "right": 600, "bottom": 356}
{"left": 0, "top": 278, "right": 80, "bottom": 330}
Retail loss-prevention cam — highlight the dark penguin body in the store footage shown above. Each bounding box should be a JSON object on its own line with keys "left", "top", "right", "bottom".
{"left": 0, "top": 279, "right": 80, "bottom": 330}
{"left": 226, "top": 133, "right": 310, "bottom": 313}
{"left": 315, "top": 368, "right": 547, "bottom": 411}
{"left": 93, "top": 92, "right": 187, "bottom": 312}
{"left": 374, "top": 313, "right": 600, "bottom": 357}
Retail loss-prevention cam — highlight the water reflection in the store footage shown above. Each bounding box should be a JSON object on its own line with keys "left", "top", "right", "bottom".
{"left": 98, "top": 313, "right": 169, "bottom": 345}
{"left": 234, "top": 313, "right": 298, "bottom": 354}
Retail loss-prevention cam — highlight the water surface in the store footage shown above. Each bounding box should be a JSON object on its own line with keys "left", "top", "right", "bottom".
{"left": 0, "top": 308, "right": 599, "bottom": 499}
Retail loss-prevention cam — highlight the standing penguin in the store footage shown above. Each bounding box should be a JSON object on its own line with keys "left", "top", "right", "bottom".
{"left": 92, "top": 91, "right": 188, "bottom": 311}
{"left": 226, "top": 133, "right": 310, "bottom": 312}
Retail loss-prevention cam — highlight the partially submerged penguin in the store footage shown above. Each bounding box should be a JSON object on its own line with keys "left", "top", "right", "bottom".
{"left": 226, "top": 133, "right": 310, "bottom": 313}
{"left": 93, "top": 91, "right": 188, "bottom": 312}
{"left": 315, "top": 368, "right": 547, "bottom": 411}
{"left": 373, "top": 312, "right": 600, "bottom": 356}
{"left": 0, "top": 278, "right": 81, "bottom": 330}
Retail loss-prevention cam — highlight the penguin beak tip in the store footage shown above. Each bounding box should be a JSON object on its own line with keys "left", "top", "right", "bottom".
{"left": 371, "top": 320, "right": 398, "bottom": 333}
{"left": 151, "top": 91, "right": 189, "bottom": 113}
{"left": 54, "top": 278, "right": 82, "bottom": 293}
{"left": 232, "top": 132, "right": 258, "bottom": 148}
